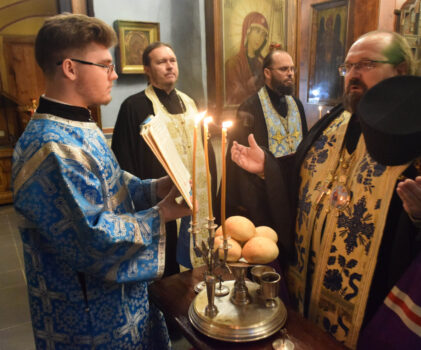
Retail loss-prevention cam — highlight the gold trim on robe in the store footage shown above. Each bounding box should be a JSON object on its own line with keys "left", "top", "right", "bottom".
{"left": 145, "top": 85, "right": 209, "bottom": 268}
{"left": 289, "top": 111, "right": 409, "bottom": 348}
{"left": 258, "top": 86, "right": 303, "bottom": 156}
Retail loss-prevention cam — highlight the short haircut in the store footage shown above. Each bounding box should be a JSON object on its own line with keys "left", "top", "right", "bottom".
{"left": 35, "top": 13, "right": 117, "bottom": 76}
{"left": 142, "top": 41, "right": 174, "bottom": 67}
{"left": 359, "top": 30, "right": 416, "bottom": 75}
{"left": 262, "top": 49, "right": 290, "bottom": 71}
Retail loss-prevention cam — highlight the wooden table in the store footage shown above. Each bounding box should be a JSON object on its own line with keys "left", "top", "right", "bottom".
{"left": 149, "top": 267, "right": 348, "bottom": 350}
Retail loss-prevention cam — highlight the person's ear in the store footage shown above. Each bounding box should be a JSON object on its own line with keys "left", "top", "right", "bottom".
{"left": 144, "top": 66, "right": 151, "bottom": 82}
{"left": 395, "top": 61, "right": 408, "bottom": 76}
{"left": 60, "top": 58, "right": 77, "bottom": 80}
{"left": 263, "top": 67, "right": 271, "bottom": 81}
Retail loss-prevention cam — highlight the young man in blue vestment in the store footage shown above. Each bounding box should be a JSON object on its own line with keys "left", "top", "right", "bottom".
{"left": 12, "top": 13, "right": 191, "bottom": 350}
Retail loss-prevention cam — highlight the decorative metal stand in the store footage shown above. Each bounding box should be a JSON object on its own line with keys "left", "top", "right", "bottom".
{"left": 188, "top": 267, "right": 287, "bottom": 342}
{"left": 191, "top": 216, "right": 229, "bottom": 296}
{"left": 189, "top": 217, "right": 288, "bottom": 342}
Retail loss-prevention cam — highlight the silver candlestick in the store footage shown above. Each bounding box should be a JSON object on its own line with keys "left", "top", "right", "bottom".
{"left": 191, "top": 216, "right": 229, "bottom": 296}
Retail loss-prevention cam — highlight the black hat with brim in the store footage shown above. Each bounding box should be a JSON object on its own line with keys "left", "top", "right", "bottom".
{"left": 357, "top": 75, "right": 421, "bottom": 166}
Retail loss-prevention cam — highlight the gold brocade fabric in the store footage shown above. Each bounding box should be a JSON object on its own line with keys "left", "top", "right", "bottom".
{"left": 257, "top": 87, "right": 303, "bottom": 156}
{"left": 288, "top": 111, "right": 409, "bottom": 348}
{"left": 145, "top": 85, "right": 208, "bottom": 268}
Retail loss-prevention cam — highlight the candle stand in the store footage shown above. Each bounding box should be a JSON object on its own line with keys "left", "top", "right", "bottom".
{"left": 191, "top": 216, "right": 230, "bottom": 296}
{"left": 188, "top": 260, "right": 287, "bottom": 342}
{"left": 189, "top": 218, "right": 287, "bottom": 342}
{"left": 187, "top": 117, "right": 287, "bottom": 342}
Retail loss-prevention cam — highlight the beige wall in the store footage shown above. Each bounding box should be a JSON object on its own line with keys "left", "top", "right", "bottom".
{"left": 378, "top": 0, "right": 406, "bottom": 30}
{"left": 0, "top": 0, "right": 56, "bottom": 35}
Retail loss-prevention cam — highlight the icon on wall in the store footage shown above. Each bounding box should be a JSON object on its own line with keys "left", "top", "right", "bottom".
{"left": 307, "top": 0, "right": 348, "bottom": 105}
{"left": 114, "top": 20, "right": 160, "bottom": 74}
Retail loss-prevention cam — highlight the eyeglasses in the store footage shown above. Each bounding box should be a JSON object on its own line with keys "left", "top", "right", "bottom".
{"left": 269, "top": 66, "right": 296, "bottom": 73}
{"left": 338, "top": 59, "right": 393, "bottom": 76}
{"left": 56, "top": 58, "right": 115, "bottom": 75}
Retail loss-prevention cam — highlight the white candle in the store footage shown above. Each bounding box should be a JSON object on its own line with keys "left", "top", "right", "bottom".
{"left": 318, "top": 105, "right": 322, "bottom": 120}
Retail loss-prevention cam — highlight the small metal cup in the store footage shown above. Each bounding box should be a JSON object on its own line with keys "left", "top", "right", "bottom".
{"left": 250, "top": 265, "right": 275, "bottom": 294}
{"left": 261, "top": 271, "right": 280, "bottom": 307}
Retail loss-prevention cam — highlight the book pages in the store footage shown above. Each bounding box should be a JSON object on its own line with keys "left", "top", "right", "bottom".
{"left": 140, "top": 113, "right": 192, "bottom": 209}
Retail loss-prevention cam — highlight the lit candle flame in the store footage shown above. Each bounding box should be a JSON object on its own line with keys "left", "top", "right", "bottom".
{"left": 195, "top": 111, "right": 206, "bottom": 126}
{"left": 204, "top": 116, "right": 213, "bottom": 126}
{"left": 222, "top": 120, "right": 233, "bottom": 129}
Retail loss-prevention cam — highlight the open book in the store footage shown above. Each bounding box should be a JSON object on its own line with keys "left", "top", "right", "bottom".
{"left": 140, "top": 112, "right": 192, "bottom": 209}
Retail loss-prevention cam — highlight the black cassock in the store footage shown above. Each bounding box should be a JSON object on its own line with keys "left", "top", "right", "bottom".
{"left": 112, "top": 87, "right": 182, "bottom": 180}
{"left": 112, "top": 87, "right": 217, "bottom": 276}
{"left": 222, "top": 87, "right": 307, "bottom": 268}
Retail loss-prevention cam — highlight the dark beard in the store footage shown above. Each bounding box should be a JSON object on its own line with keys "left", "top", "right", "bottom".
{"left": 343, "top": 78, "right": 367, "bottom": 113}
{"left": 270, "top": 74, "right": 294, "bottom": 95}
{"left": 272, "top": 80, "right": 294, "bottom": 95}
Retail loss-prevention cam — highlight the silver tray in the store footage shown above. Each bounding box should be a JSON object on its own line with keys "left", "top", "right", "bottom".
{"left": 188, "top": 280, "right": 287, "bottom": 342}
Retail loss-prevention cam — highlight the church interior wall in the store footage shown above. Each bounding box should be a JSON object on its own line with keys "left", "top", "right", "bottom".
{"left": 94, "top": 0, "right": 207, "bottom": 129}
{"left": 0, "top": 0, "right": 412, "bottom": 132}
{"left": 297, "top": 0, "right": 409, "bottom": 127}
{"left": 0, "top": 2, "right": 417, "bottom": 347}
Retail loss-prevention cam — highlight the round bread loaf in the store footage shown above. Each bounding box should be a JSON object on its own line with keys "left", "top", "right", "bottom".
{"left": 213, "top": 236, "right": 242, "bottom": 262}
{"left": 255, "top": 226, "right": 278, "bottom": 243}
{"left": 242, "top": 236, "right": 279, "bottom": 264}
{"left": 225, "top": 216, "right": 256, "bottom": 243}
{"left": 215, "top": 226, "right": 223, "bottom": 237}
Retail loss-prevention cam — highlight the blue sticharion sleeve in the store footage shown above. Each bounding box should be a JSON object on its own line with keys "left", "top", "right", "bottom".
{"left": 121, "top": 171, "right": 160, "bottom": 212}
{"left": 13, "top": 123, "right": 166, "bottom": 283}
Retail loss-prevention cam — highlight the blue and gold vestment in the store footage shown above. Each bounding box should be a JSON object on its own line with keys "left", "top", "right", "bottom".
{"left": 13, "top": 113, "right": 170, "bottom": 349}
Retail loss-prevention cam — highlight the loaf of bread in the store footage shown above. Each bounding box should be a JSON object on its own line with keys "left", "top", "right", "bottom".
{"left": 255, "top": 226, "right": 278, "bottom": 243}
{"left": 241, "top": 236, "right": 279, "bottom": 264}
{"left": 224, "top": 216, "right": 256, "bottom": 243}
{"left": 213, "top": 236, "right": 242, "bottom": 262}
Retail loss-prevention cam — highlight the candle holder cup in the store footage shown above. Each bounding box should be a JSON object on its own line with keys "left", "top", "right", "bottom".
{"left": 189, "top": 260, "right": 288, "bottom": 342}
{"left": 250, "top": 265, "right": 276, "bottom": 295}
{"left": 260, "top": 271, "right": 280, "bottom": 308}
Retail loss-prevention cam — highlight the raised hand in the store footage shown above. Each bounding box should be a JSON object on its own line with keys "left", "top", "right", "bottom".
{"left": 231, "top": 134, "right": 265, "bottom": 175}
{"left": 396, "top": 176, "right": 421, "bottom": 220}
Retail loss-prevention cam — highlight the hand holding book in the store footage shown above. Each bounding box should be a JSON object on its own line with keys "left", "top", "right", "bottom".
{"left": 157, "top": 185, "right": 192, "bottom": 223}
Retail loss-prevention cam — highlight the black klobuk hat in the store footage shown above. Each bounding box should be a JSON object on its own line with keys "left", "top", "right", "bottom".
{"left": 357, "top": 75, "right": 421, "bottom": 166}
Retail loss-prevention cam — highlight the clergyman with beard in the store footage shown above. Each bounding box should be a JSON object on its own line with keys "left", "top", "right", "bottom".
{"left": 112, "top": 42, "right": 214, "bottom": 273}
{"left": 230, "top": 30, "right": 420, "bottom": 348}
{"left": 224, "top": 49, "right": 307, "bottom": 264}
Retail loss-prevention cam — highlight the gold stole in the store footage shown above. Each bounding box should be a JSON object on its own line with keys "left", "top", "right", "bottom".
{"left": 145, "top": 85, "right": 208, "bottom": 268}
{"left": 257, "top": 86, "right": 303, "bottom": 156}
{"left": 288, "top": 111, "right": 409, "bottom": 348}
